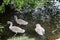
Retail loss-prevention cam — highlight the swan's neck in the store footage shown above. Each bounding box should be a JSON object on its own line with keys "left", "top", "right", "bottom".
{"left": 9, "top": 22, "right": 13, "bottom": 28}
{"left": 14, "top": 15, "right": 18, "bottom": 21}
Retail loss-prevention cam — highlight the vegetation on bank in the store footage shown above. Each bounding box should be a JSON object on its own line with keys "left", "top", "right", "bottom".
{"left": 0, "top": 0, "right": 47, "bottom": 13}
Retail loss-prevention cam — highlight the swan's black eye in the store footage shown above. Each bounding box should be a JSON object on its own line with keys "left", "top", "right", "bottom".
{"left": 0, "top": 0, "right": 3, "bottom": 5}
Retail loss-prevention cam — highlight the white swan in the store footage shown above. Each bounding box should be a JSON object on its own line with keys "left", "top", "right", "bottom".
{"left": 35, "top": 24, "right": 45, "bottom": 36}
{"left": 14, "top": 15, "right": 28, "bottom": 25}
{"left": 7, "top": 21, "right": 25, "bottom": 34}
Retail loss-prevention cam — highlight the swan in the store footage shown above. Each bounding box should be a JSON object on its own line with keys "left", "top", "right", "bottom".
{"left": 14, "top": 15, "right": 28, "bottom": 25}
{"left": 35, "top": 24, "right": 45, "bottom": 36}
{"left": 7, "top": 21, "right": 25, "bottom": 34}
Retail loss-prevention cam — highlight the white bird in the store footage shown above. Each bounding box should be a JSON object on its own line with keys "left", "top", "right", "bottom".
{"left": 14, "top": 15, "right": 28, "bottom": 25}
{"left": 56, "top": 38, "right": 60, "bottom": 40}
{"left": 7, "top": 21, "right": 25, "bottom": 34}
{"left": 35, "top": 24, "right": 45, "bottom": 36}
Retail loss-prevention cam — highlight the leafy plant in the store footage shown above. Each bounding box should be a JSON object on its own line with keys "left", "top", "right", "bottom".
{"left": 10, "top": 0, "right": 48, "bottom": 11}
{"left": 0, "top": 0, "right": 48, "bottom": 13}
{"left": 0, "top": 24, "right": 4, "bottom": 32}
{"left": 3, "top": 0, "right": 10, "bottom": 5}
{"left": 0, "top": 4, "right": 4, "bottom": 13}
{"left": 0, "top": 0, "right": 10, "bottom": 13}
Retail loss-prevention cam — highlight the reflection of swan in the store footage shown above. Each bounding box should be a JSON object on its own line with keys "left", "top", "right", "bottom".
{"left": 14, "top": 15, "right": 28, "bottom": 25}
{"left": 7, "top": 21, "right": 25, "bottom": 34}
{"left": 35, "top": 24, "right": 45, "bottom": 36}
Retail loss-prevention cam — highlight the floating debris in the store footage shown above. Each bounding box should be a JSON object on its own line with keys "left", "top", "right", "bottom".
{"left": 52, "top": 29, "right": 57, "bottom": 34}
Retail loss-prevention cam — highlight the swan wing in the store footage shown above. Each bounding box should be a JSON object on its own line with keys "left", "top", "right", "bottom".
{"left": 10, "top": 26, "right": 25, "bottom": 33}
